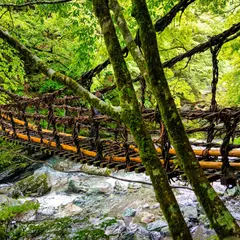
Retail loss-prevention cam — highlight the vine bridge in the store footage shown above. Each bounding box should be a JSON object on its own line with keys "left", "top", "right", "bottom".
{"left": 0, "top": 87, "right": 240, "bottom": 188}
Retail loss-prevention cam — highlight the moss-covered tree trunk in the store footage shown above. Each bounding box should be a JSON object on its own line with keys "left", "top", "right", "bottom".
{"left": 130, "top": 0, "right": 240, "bottom": 238}
{"left": 92, "top": 1, "right": 192, "bottom": 239}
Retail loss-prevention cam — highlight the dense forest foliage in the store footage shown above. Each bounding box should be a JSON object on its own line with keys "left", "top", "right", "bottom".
{"left": 0, "top": 0, "right": 240, "bottom": 239}
{"left": 0, "top": 0, "right": 239, "bottom": 107}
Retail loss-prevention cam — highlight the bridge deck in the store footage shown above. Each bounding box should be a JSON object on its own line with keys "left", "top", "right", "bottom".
{"left": 1, "top": 119, "right": 240, "bottom": 186}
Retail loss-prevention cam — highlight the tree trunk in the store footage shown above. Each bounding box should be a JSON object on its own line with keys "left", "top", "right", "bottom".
{"left": 131, "top": 0, "right": 240, "bottom": 238}
{"left": 92, "top": 1, "right": 192, "bottom": 239}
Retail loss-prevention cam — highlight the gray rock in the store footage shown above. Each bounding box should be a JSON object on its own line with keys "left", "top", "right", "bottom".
{"left": 119, "top": 232, "right": 135, "bottom": 240}
{"left": 123, "top": 208, "right": 136, "bottom": 217}
{"left": 88, "top": 181, "right": 113, "bottom": 194}
{"left": 142, "top": 203, "right": 150, "bottom": 209}
{"left": 147, "top": 220, "right": 168, "bottom": 231}
{"left": 132, "top": 232, "right": 150, "bottom": 240}
{"left": 149, "top": 231, "right": 162, "bottom": 240}
{"left": 67, "top": 180, "right": 87, "bottom": 193}
{"left": 192, "top": 225, "right": 205, "bottom": 240}
{"left": 227, "top": 205, "right": 240, "bottom": 220}
{"left": 134, "top": 226, "right": 151, "bottom": 240}
{"left": 38, "top": 207, "right": 55, "bottom": 216}
{"left": 114, "top": 180, "right": 128, "bottom": 192}
{"left": 13, "top": 209, "right": 36, "bottom": 222}
{"left": 55, "top": 203, "right": 82, "bottom": 218}
{"left": 161, "top": 226, "right": 170, "bottom": 237}
{"left": 105, "top": 220, "right": 126, "bottom": 236}
{"left": 181, "top": 205, "right": 198, "bottom": 220}
{"left": 128, "top": 182, "right": 141, "bottom": 190}
{"left": 225, "top": 186, "right": 240, "bottom": 197}
{"left": 231, "top": 212, "right": 240, "bottom": 221}
{"left": 0, "top": 184, "right": 12, "bottom": 194}
{"left": 81, "top": 164, "right": 112, "bottom": 176}
{"left": 35, "top": 166, "right": 68, "bottom": 192}
{"left": 150, "top": 203, "right": 160, "bottom": 209}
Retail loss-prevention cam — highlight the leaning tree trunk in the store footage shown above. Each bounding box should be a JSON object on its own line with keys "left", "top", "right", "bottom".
{"left": 93, "top": 0, "right": 192, "bottom": 239}
{"left": 131, "top": 0, "right": 240, "bottom": 238}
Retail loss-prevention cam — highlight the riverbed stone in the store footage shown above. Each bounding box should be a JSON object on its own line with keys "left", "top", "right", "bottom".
{"left": 134, "top": 226, "right": 151, "bottom": 240}
{"left": 67, "top": 179, "right": 87, "bottom": 193}
{"left": 128, "top": 182, "right": 141, "bottom": 190}
{"left": 105, "top": 219, "right": 126, "bottom": 236}
{"left": 9, "top": 173, "right": 51, "bottom": 198}
{"left": 142, "top": 203, "right": 150, "bottom": 209}
{"left": 114, "top": 180, "right": 128, "bottom": 192}
{"left": 88, "top": 181, "right": 113, "bottom": 194}
{"left": 150, "top": 203, "right": 160, "bottom": 209}
{"left": 0, "top": 160, "right": 42, "bottom": 184}
{"left": 181, "top": 205, "right": 198, "bottom": 220}
{"left": 123, "top": 208, "right": 136, "bottom": 217}
{"left": 147, "top": 219, "right": 168, "bottom": 231}
{"left": 140, "top": 212, "right": 155, "bottom": 224}
{"left": 14, "top": 209, "right": 37, "bottom": 222}
{"left": 161, "top": 226, "right": 170, "bottom": 236}
{"left": 56, "top": 203, "right": 82, "bottom": 218}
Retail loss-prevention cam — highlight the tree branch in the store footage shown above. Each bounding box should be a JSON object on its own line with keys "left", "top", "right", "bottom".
{"left": 0, "top": 9, "right": 8, "bottom": 19}
{"left": 98, "top": 22, "right": 240, "bottom": 94}
{"left": 80, "top": 0, "right": 196, "bottom": 82}
{"left": 109, "top": 0, "right": 149, "bottom": 83}
{"left": 0, "top": 27, "right": 121, "bottom": 119}
{"left": 0, "top": 0, "right": 73, "bottom": 8}
{"left": 155, "top": 0, "right": 195, "bottom": 32}
{"left": 163, "top": 22, "right": 240, "bottom": 68}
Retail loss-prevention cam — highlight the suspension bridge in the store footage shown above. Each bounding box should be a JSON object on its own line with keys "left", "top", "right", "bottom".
{"left": 0, "top": 87, "right": 240, "bottom": 187}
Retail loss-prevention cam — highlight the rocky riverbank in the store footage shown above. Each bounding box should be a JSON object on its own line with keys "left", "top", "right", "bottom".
{"left": 0, "top": 141, "right": 239, "bottom": 239}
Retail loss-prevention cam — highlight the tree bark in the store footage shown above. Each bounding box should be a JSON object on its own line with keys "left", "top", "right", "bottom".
{"left": 131, "top": 0, "right": 240, "bottom": 238}
{"left": 93, "top": 0, "right": 192, "bottom": 239}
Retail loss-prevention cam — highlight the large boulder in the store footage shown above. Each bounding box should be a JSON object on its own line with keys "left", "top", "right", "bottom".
{"left": 9, "top": 173, "right": 51, "bottom": 198}
{"left": 67, "top": 179, "right": 113, "bottom": 195}
{"left": 0, "top": 160, "right": 42, "bottom": 184}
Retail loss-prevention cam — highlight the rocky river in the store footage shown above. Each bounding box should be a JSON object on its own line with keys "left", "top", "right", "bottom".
{"left": 0, "top": 152, "right": 240, "bottom": 239}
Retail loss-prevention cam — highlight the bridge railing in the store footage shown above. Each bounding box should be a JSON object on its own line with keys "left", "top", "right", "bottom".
{"left": 0, "top": 87, "right": 240, "bottom": 185}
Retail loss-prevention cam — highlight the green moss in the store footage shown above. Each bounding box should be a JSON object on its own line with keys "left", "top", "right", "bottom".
{"left": 207, "top": 188, "right": 217, "bottom": 201}
{"left": 152, "top": 168, "right": 161, "bottom": 176}
{"left": 0, "top": 138, "right": 23, "bottom": 172}
{"left": 10, "top": 173, "right": 51, "bottom": 198}
{"left": 216, "top": 210, "right": 236, "bottom": 229}
{"left": 0, "top": 200, "right": 39, "bottom": 222}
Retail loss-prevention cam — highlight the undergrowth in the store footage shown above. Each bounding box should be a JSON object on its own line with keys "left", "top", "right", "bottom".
{"left": 0, "top": 138, "right": 24, "bottom": 172}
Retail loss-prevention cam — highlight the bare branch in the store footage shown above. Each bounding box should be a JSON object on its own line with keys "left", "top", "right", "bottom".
{"left": 0, "top": 0, "right": 72, "bottom": 8}
{"left": 155, "top": 0, "right": 195, "bottom": 32}
{"left": 98, "top": 22, "right": 240, "bottom": 94}
{"left": 0, "top": 9, "right": 8, "bottom": 19}
{"left": 80, "top": 0, "right": 196, "bottom": 82}
{"left": 224, "top": 31, "right": 240, "bottom": 44}
{"left": 163, "top": 22, "right": 240, "bottom": 68}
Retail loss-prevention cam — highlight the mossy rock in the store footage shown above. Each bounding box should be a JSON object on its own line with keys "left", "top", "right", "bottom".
{"left": 9, "top": 173, "right": 51, "bottom": 198}
{"left": 0, "top": 161, "right": 30, "bottom": 182}
{"left": 81, "top": 164, "right": 112, "bottom": 176}
{"left": 0, "top": 224, "right": 7, "bottom": 239}
{"left": 0, "top": 160, "right": 42, "bottom": 184}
